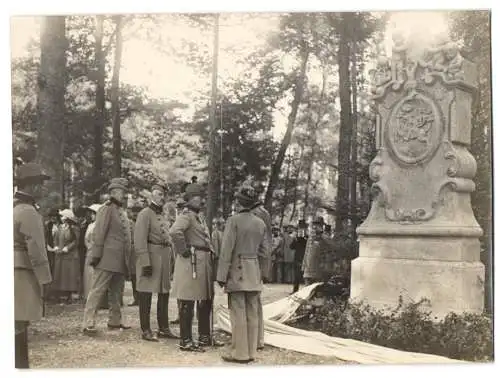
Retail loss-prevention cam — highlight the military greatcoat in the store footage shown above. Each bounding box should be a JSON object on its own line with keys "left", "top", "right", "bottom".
{"left": 13, "top": 195, "right": 52, "bottom": 321}
{"left": 134, "top": 204, "right": 174, "bottom": 293}
{"left": 216, "top": 211, "right": 268, "bottom": 293}
{"left": 170, "top": 208, "right": 215, "bottom": 300}
{"left": 92, "top": 199, "right": 132, "bottom": 276}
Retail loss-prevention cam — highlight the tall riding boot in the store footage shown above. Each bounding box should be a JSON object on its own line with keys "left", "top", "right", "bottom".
{"left": 138, "top": 292, "right": 157, "bottom": 342}
{"left": 157, "top": 293, "right": 178, "bottom": 339}
{"left": 15, "top": 322, "right": 29, "bottom": 369}
{"left": 197, "top": 300, "right": 224, "bottom": 347}
{"left": 179, "top": 300, "right": 203, "bottom": 352}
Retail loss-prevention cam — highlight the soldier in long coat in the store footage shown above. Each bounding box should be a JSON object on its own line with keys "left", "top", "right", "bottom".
{"left": 211, "top": 217, "right": 225, "bottom": 281}
{"left": 127, "top": 204, "right": 143, "bottom": 306}
{"left": 13, "top": 163, "right": 52, "bottom": 368}
{"left": 170, "top": 182, "right": 223, "bottom": 352}
{"left": 302, "top": 216, "right": 333, "bottom": 284}
{"left": 217, "top": 183, "right": 269, "bottom": 364}
{"left": 247, "top": 187, "right": 271, "bottom": 352}
{"left": 82, "top": 178, "right": 132, "bottom": 335}
{"left": 134, "top": 184, "right": 179, "bottom": 342}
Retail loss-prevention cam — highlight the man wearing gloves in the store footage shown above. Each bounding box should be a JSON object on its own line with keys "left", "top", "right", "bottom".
{"left": 13, "top": 163, "right": 52, "bottom": 368}
{"left": 217, "top": 182, "right": 269, "bottom": 364}
{"left": 134, "top": 184, "right": 179, "bottom": 342}
{"left": 82, "top": 177, "right": 132, "bottom": 335}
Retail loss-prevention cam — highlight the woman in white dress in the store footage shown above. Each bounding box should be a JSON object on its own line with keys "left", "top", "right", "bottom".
{"left": 82, "top": 204, "right": 102, "bottom": 300}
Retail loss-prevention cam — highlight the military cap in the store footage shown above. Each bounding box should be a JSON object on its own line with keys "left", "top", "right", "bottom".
{"left": 15, "top": 162, "right": 50, "bottom": 185}
{"left": 183, "top": 182, "right": 204, "bottom": 201}
{"left": 235, "top": 181, "right": 258, "bottom": 208}
{"left": 108, "top": 177, "right": 128, "bottom": 191}
{"left": 312, "top": 216, "right": 325, "bottom": 225}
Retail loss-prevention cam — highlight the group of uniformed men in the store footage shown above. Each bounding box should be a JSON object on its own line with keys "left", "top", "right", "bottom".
{"left": 13, "top": 164, "right": 281, "bottom": 367}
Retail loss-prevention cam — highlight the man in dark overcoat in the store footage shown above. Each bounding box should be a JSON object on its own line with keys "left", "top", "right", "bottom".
{"left": 217, "top": 182, "right": 269, "bottom": 363}
{"left": 134, "top": 184, "right": 179, "bottom": 341}
{"left": 13, "top": 163, "right": 52, "bottom": 368}
{"left": 82, "top": 178, "right": 132, "bottom": 335}
{"left": 290, "top": 219, "right": 308, "bottom": 293}
{"left": 169, "top": 182, "right": 223, "bottom": 351}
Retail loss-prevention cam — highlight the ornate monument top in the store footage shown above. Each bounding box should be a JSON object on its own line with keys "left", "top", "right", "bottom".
{"left": 370, "top": 31, "right": 477, "bottom": 100}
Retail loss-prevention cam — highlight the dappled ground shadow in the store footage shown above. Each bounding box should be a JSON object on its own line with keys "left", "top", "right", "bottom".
{"left": 28, "top": 283, "right": 347, "bottom": 368}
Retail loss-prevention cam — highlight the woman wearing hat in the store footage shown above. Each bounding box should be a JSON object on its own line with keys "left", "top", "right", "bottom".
{"left": 216, "top": 182, "right": 269, "bottom": 363}
{"left": 134, "top": 184, "right": 179, "bottom": 342}
{"left": 52, "top": 209, "right": 81, "bottom": 304}
{"left": 13, "top": 163, "right": 52, "bottom": 368}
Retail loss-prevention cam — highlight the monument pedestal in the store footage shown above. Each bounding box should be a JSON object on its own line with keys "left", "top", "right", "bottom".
{"left": 351, "top": 236, "right": 485, "bottom": 317}
{"left": 351, "top": 32, "right": 485, "bottom": 317}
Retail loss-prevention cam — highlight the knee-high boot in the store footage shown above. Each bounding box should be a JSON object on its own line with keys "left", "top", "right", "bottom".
{"left": 139, "top": 292, "right": 157, "bottom": 341}
{"left": 178, "top": 300, "right": 206, "bottom": 352}
{"left": 197, "top": 300, "right": 224, "bottom": 347}
{"left": 157, "top": 293, "right": 179, "bottom": 339}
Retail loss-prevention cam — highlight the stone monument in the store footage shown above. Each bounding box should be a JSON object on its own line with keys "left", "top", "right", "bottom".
{"left": 350, "top": 31, "right": 485, "bottom": 317}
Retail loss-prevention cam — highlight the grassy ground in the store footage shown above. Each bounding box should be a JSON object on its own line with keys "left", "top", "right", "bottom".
{"left": 29, "top": 283, "right": 347, "bottom": 368}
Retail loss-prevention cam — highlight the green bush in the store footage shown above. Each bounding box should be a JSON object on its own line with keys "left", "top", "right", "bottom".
{"left": 290, "top": 296, "right": 493, "bottom": 362}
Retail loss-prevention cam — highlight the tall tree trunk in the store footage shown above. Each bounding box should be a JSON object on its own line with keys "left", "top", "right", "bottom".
{"left": 303, "top": 149, "right": 314, "bottom": 216}
{"left": 93, "top": 15, "right": 105, "bottom": 200}
{"left": 36, "top": 16, "right": 67, "bottom": 210}
{"left": 111, "top": 16, "right": 124, "bottom": 177}
{"left": 290, "top": 145, "right": 304, "bottom": 221}
{"left": 334, "top": 13, "right": 353, "bottom": 237}
{"left": 206, "top": 13, "right": 220, "bottom": 235}
{"left": 279, "top": 154, "right": 292, "bottom": 227}
{"left": 304, "top": 64, "right": 327, "bottom": 218}
{"left": 350, "top": 35, "right": 359, "bottom": 245}
{"left": 264, "top": 48, "right": 309, "bottom": 214}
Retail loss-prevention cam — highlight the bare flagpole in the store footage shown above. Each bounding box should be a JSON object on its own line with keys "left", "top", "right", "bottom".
{"left": 206, "top": 13, "right": 220, "bottom": 346}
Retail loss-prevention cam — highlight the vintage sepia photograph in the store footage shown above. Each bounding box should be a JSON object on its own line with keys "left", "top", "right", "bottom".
{"left": 9, "top": 6, "right": 493, "bottom": 370}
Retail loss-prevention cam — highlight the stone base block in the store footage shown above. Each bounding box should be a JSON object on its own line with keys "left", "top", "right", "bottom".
{"left": 350, "top": 256, "right": 485, "bottom": 318}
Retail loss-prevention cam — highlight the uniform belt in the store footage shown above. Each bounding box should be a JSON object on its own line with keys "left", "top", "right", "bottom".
{"left": 192, "top": 245, "right": 212, "bottom": 252}
{"left": 148, "top": 240, "right": 169, "bottom": 246}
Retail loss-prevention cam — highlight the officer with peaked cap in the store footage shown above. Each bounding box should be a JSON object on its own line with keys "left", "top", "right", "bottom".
{"left": 169, "top": 181, "right": 223, "bottom": 352}
{"left": 246, "top": 180, "right": 271, "bottom": 351}
{"left": 82, "top": 177, "right": 132, "bottom": 335}
{"left": 13, "top": 163, "right": 52, "bottom": 368}
{"left": 134, "top": 184, "right": 179, "bottom": 341}
{"left": 217, "top": 182, "right": 269, "bottom": 363}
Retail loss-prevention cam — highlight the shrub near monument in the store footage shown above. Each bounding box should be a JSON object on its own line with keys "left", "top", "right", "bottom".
{"left": 289, "top": 297, "right": 493, "bottom": 362}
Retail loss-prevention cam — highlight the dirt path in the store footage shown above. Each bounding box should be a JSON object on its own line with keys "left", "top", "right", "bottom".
{"left": 29, "top": 283, "right": 346, "bottom": 367}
